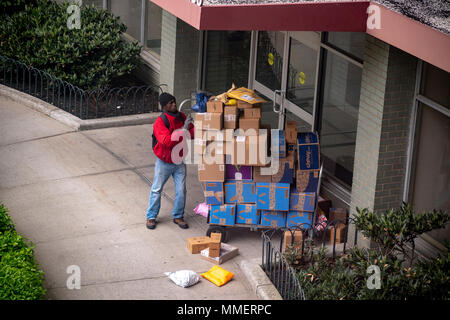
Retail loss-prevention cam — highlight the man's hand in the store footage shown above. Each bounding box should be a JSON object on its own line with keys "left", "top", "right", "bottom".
{"left": 183, "top": 114, "right": 193, "bottom": 130}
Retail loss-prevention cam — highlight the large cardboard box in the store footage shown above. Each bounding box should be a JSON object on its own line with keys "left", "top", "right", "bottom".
{"left": 200, "top": 243, "right": 239, "bottom": 265}
{"left": 239, "top": 118, "right": 260, "bottom": 132}
{"left": 224, "top": 106, "right": 238, "bottom": 129}
{"left": 198, "top": 155, "right": 225, "bottom": 182}
{"left": 209, "top": 204, "right": 236, "bottom": 226}
{"left": 329, "top": 208, "right": 348, "bottom": 224}
{"left": 207, "top": 100, "right": 224, "bottom": 113}
{"left": 272, "top": 150, "right": 295, "bottom": 184}
{"left": 224, "top": 133, "right": 269, "bottom": 166}
{"left": 187, "top": 236, "right": 211, "bottom": 254}
{"left": 253, "top": 164, "right": 272, "bottom": 183}
{"left": 327, "top": 225, "right": 346, "bottom": 245}
{"left": 260, "top": 210, "right": 287, "bottom": 228}
{"left": 271, "top": 129, "right": 286, "bottom": 158}
{"left": 194, "top": 112, "right": 223, "bottom": 130}
{"left": 243, "top": 107, "right": 261, "bottom": 119}
{"left": 285, "top": 120, "right": 298, "bottom": 144}
{"left": 224, "top": 180, "right": 256, "bottom": 204}
{"left": 286, "top": 211, "right": 314, "bottom": 228}
{"left": 296, "top": 169, "right": 320, "bottom": 193}
{"left": 282, "top": 230, "right": 303, "bottom": 252}
{"left": 256, "top": 182, "right": 290, "bottom": 211}
{"left": 203, "top": 182, "right": 224, "bottom": 205}
{"left": 236, "top": 204, "right": 260, "bottom": 225}
{"left": 289, "top": 189, "right": 316, "bottom": 212}
{"left": 297, "top": 132, "right": 320, "bottom": 171}
{"left": 225, "top": 164, "right": 252, "bottom": 180}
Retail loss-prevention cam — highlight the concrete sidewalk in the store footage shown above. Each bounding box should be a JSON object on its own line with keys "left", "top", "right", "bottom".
{"left": 0, "top": 93, "right": 272, "bottom": 300}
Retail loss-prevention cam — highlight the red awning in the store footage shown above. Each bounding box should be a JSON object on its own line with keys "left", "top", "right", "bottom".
{"left": 150, "top": 0, "right": 369, "bottom": 31}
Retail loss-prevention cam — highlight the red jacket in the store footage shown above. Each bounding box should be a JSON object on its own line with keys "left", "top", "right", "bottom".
{"left": 153, "top": 111, "right": 194, "bottom": 164}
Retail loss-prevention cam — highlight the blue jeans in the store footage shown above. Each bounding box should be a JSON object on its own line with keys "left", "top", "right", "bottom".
{"left": 146, "top": 158, "right": 186, "bottom": 220}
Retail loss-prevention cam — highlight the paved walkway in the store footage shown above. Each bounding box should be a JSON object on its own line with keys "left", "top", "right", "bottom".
{"left": 0, "top": 94, "right": 263, "bottom": 300}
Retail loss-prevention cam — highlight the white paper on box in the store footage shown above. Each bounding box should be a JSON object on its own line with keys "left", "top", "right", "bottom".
{"left": 236, "top": 136, "right": 246, "bottom": 143}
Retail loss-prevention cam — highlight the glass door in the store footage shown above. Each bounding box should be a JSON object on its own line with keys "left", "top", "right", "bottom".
{"left": 251, "top": 31, "right": 320, "bottom": 131}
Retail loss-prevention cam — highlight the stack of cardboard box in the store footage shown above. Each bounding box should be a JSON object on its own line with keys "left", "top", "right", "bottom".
{"left": 195, "top": 88, "right": 322, "bottom": 233}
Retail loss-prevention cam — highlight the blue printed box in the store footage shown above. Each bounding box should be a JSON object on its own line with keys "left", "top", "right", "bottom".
{"left": 272, "top": 151, "right": 295, "bottom": 184}
{"left": 271, "top": 129, "right": 286, "bottom": 158}
{"left": 260, "top": 210, "right": 287, "bottom": 228}
{"left": 287, "top": 211, "right": 314, "bottom": 228}
{"left": 296, "top": 169, "right": 320, "bottom": 193}
{"left": 289, "top": 189, "right": 316, "bottom": 212}
{"left": 297, "top": 132, "right": 320, "bottom": 171}
{"left": 256, "top": 182, "right": 290, "bottom": 211}
{"left": 203, "top": 182, "right": 224, "bottom": 205}
{"left": 209, "top": 204, "right": 236, "bottom": 226}
{"left": 224, "top": 180, "right": 256, "bottom": 204}
{"left": 236, "top": 204, "right": 260, "bottom": 225}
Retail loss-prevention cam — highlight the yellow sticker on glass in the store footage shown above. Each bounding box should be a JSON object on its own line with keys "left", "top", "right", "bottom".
{"left": 268, "top": 52, "right": 274, "bottom": 66}
{"left": 299, "top": 72, "right": 306, "bottom": 85}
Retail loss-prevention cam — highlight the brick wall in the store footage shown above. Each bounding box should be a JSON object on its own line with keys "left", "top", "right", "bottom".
{"left": 348, "top": 35, "right": 417, "bottom": 248}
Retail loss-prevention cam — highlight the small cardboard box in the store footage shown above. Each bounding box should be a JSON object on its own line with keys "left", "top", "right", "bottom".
{"left": 296, "top": 169, "right": 320, "bottom": 193}
{"left": 224, "top": 180, "right": 256, "bottom": 204}
{"left": 329, "top": 208, "right": 348, "bottom": 224}
{"left": 253, "top": 164, "right": 272, "bottom": 183}
{"left": 283, "top": 230, "right": 303, "bottom": 252}
{"left": 187, "top": 236, "right": 211, "bottom": 254}
{"left": 203, "top": 182, "right": 224, "bottom": 205}
{"left": 200, "top": 243, "right": 239, "bottom": 265}
{"left": 239, "top": 118, "right": 260, "bottom": 132}
{"left": 243, "top": 107, "right": 261, "bottom": 119}
{"left": 236, "top": 204, "right": 260, "bottom": 225}
{"left": 236, "top": 99, "right": 253, "bottom": 109}
{"left": 198, "top": 155, "right": 225, "bottom": 182}
{"left": 286, "top": 211, "right": 314, "bottom": 228}
{"left": 285, "top": 120, "right": 298, "bottom": 144}
{"left": 209, "top": 204, "right": 236, "bottom": 226}
{"left": 289, "top": 189, "right": 316, "bottom": 212}
{"left": 297, "top": 132, "right": 320, "bottom": 171}
{"left": 209, "top": 232, "right": 222, "bottom": 258}
{"left": 260, "top": 210, "right": 287, "bottom": 228}
{"left": 327, "top": 225, "right": 346, "bottom": 245}
{"left": 225, "top": 164, "right": 252, "bottom": 180}
{"left": 271, "top": 129, "right": 286, "bottom": 158}
{"left": 256, "top": 182, "right": 290, "bottom": 211}
{"left": 207, "top": 100, "right": 224, "bottom": 113}
{"left": 224, "top": 106, "right": 238, "bottom": 129}
{"left": 194, "top": 112, "right": 223, "bottom": 130}
{"left": 272, "top": 150, "right": 295, "bottom": 184}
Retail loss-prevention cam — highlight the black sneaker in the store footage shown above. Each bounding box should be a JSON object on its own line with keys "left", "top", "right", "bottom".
{"left": 146, "top": 219, "right": 156, "bottom": 229}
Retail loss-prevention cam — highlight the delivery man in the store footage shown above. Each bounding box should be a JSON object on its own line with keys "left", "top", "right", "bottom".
{"left": 146, "top": 92, "right": 194, "bottom": 230}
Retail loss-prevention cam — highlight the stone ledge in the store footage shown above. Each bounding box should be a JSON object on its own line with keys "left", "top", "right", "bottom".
{"left": 0, "top": 84, "right": 160, "bottom": 131}
{"left": 239, "top": 259, "right": 282, "bottom": 300}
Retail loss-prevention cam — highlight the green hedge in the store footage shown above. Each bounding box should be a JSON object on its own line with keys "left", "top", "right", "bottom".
{"left": 0, "top": 203, "right": 46, "bottom": 300}
{"left": 0, "top": 0, "right": 141, "bottom": 90}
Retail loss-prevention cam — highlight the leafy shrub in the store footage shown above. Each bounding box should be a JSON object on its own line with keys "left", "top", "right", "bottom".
{"left": 0, "top": 0, "right": 141, "bottom": 90}
{"left": 285, "top": 203, "right": 450, "bottom": 300}
{"left": 0, "top": 203, "right": 46, "bottom": 300}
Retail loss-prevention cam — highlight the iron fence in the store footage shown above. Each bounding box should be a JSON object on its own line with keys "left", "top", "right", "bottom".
{"left": 0, "top": 55, "right": 164, "bottom": 119}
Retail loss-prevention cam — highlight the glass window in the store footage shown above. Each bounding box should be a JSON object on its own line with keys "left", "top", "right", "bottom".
{"left": 326, "top": 32, "right": 365, "bottom": 61}
{"left": 286, "top": 37, "right": 318, "bottom": 115}
{"left": 411, "top": 102, "right": 450, "bottom": 246}
{"left": 203, "top": 31, "right": 251, "bottom": 95}
{"left": 319, "top": 51, "right": 363, "bottom": 187}
{"left": 110, "top": 0, "right": 141, "bottom": 41}
{"left": 255, "top": 31, "right": 285, "bottom": 91}
{"left": 82, "top": 0, "right": 103, "bottom": 8}
{"left": 420, "top": 63, "right": 450, "bottom": 108}
{"left": 145, "top": 1, "right": 162, "bottom": 57}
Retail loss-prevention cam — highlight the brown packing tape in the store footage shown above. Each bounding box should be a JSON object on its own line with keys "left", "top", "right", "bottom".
{"left": 269, "top": 184, "right": 276, "bottom": 210}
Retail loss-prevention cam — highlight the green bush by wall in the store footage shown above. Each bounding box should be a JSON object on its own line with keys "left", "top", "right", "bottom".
{"left": 0, "top": 0, "right": 141, "bottom": 90}
{"left": 0, "top": 203, "right": 46, "bottom": 300}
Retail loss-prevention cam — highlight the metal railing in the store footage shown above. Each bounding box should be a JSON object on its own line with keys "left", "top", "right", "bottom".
{"left": 0, "top": 55, "right": 165, "bottom": 119}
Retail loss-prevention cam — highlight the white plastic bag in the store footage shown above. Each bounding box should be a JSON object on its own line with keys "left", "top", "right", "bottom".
{"left": 164, "top": 270, "right": 199, "bottom": 288}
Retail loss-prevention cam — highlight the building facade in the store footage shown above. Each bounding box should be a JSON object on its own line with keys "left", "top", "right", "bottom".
{"left": 87, "top": 0, "right": 449, "bottom": 257}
